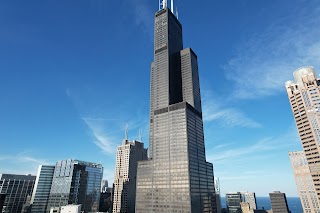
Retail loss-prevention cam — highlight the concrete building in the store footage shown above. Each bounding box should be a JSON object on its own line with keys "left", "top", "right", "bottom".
{"left": 112, "top": 139, "right": 147, "bottom": 213}
{"left": 30, "top": 165, "right": 55, "bottom": 213}
{"left": 269, "top": 191, "right": 290, "bottom": 213}
{"left": 226, "top": 192, "right": 242, "bottom": 213}
{"left": 241, "top": 202, "right": 254, "bottom": 213}
{"left": 286, "top": 66, "right": 320, "bottom": 204}
{"left": 135, "top": 1, "right": 216, "bottom": 212}
{"left": 289, "top": 151, "right": 320, "bottom": 212}
{"left": 0, "top": 173, "right": 36, "bottom": 213}
{"left": 241, "top": 191, "right": 257, "bottom": 210}
{"left": 46, "top": 159, "right": 103, "bottom": 213}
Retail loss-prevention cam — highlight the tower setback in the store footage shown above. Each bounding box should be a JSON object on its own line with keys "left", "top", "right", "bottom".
{"left": 135, "top": 6, "right": 216, "bottom": 213}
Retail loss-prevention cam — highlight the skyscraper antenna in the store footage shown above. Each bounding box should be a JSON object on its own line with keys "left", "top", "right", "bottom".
{"left": 176, "top": 7, "right": 179, "bottom": 19}
{"left": 139, "top": 129, "right": 143, "bottom": 141}
{"left": 162, "top": 0, "right": 167, "bottom": 9}
{"left": 125, "top": 124, "right": 128, "bottom": 140}
{"left": 171, "top": 0, "right": 173, "bottom": 12}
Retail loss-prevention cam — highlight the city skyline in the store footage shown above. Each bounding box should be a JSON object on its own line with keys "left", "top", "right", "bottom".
{"left": 1, "top": 0, "right": 320, "bottom": 197}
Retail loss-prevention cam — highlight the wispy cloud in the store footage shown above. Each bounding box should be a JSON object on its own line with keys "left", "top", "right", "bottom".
{"left": 207, "top": 123, "right": 299, "bottom": 164}
{"left": 82, "top": 117, "right": 117, "bottom": 154}
{"left": 0, "top": 153, "right": 52, "bottom": 175}
{"left": 202, "top": 91, "right": 262, "bottom": 128}
{"left": 224, "top": 3, "right": 320, "bottom": 99}
{"left": 127, "top": 0, "right": 154, "bottom": 38}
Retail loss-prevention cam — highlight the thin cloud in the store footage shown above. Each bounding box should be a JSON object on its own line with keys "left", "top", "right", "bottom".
{"left": 207, "top": 123, "right": 300, "bottom": 164}
{"left": 0, "top": 154, "right": 51, "bottom": 166}
{"left": 202, "top": 92, "right": 262, "bottom": 128}
{"left": 127, "top": 0, "right": 154, "bottom": 38}
{"left": 82, "top": 117, "right": 116, "bottom": 154}
{"left": 0, "top": 153, "right": 52, "bottom": 175}
{"left": 224, "top": 3, "right": 320, "bottom": 99}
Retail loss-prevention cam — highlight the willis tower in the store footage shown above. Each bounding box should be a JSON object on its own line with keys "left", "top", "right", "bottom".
{"left": 136, "top": 1, "right": 216, "bottom": 212}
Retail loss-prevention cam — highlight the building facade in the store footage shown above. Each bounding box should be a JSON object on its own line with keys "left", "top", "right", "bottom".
{"left": 46, "top": 159, "right": 103, "bottom": 213}
{"left": 0, "top": 173, "right": 36, "bottom": 213}
{"left": 60, "top": 204, "right": 81, "bottom": 213}
{"left": 289, "top": 151, "right": 320, "bottom": 212}
{"left": 0, "top": 194, "right": 6, "bottom": 212}
{"left": 241, "top": 191, "right": 257, "bottom": 210}
{"left": 112, "top": 139, "right": 147, "bottom": 213}
{"left": 30, "top": 165, "right": 55, "bottom": 213}
{"left": 101, "top": 180, "right": 108, "bottom": 193}
{"left": 215, "top": 178, "right": 221, "bottom": 213}
{"left": 226, "top": 192, "right": 242, "bottom": 213}
{"left": 269, "top": 191, "right": 290, "bottom": 213}
{"left": 241, "top": 202, "right": 253, "bottom": 213}
{"left": 286, "top": 67, "right": 320, "bottom": 204}
{"left": 135, "top": 2, "right": 216, "bottom": 213}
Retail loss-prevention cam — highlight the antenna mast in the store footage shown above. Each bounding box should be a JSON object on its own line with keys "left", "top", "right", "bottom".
{"left": 176, "top": 7, "right": 179, "bottom": 19}
{"left": 162, "top": 0, "right": 167, "bottom": 9}
{"left": 171, "top": 0, "right": 173, "bottom": 12}
{"left": 139, "top": 129, "right": 143, "bottom": 141}
{"left": 125, "top": 124, "right": 128, "bottom": 140}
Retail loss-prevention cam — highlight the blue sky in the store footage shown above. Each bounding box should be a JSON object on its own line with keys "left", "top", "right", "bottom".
{"left": 1, "top": 0, "right": 320, "bottom": 197}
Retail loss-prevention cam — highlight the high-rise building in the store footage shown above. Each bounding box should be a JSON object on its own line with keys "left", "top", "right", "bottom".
{"left": 226, "top": 192, "right": 242, "bottom": 213}
{"left": 241, "top": 191, "right": 257, "bottom": 210}
{"left": 269, "top": 191, "right": 290, "bottom": 213}
{"left": 241, "top": 202, "right": 253, "bottom": 213}
{"left": 112, "top": 139, "right": 147, "bottom": 213}
{"left": 215, "top": 178, "right": 221, "bottom": 213}
{"left": 135, "top": 1, "right": 216, "bottom": 212}
{"left": 101, "top": 180, "right": 108, "bottom": 193}
{"left": 289, "top": 151, "right": 320, "bottom": 212}
{"left": 0, "top": 173, "right": 36, "bottom": 213}
{"left": 30, "top": 165, "right": 55, "bottom": 213}
{"left": 286, "top": 66, "right": 320, "bottom": 203}
{"left": 46, "top": 159, "right": 103, "bottom": 213}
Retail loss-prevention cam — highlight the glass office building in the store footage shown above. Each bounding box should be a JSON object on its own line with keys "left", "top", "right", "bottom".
{"left": 0, "top": 173, "right": 36, "bottom": 213}
{"left": 46, "top": 159, "right": 103, "bottom": 213}
{"left": 135, "top": 4, "right": 216, "bottom": 213}
{"left": 30, "top": 165, "right": 55, "bottom": 213}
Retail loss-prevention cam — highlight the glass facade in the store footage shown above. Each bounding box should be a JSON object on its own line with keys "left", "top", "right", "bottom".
{"left": 136, "top": 7, "right": 216, "bottom": 213}
{"left": 30, "top": 165, "right": 55, "bottom": 213}
{"left": 0, "top": 174, "right": 36, "bottom": 213}
{"left": 46, "top": 159, "right": 103, "bottom": 213}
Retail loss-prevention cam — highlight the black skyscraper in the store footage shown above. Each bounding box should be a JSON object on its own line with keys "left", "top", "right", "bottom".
{"left": 135, "top": 3, "right": 216, "bottom": 213}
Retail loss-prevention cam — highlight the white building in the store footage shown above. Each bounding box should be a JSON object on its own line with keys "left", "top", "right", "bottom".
{"left": 112, "top": 139, "right": 147, "bottom": 213}
{"left": 240, "top": 191, "right": 257, "bottom": 210}
{"left": 289, "top": 151, "right": 320, "bottom": 213}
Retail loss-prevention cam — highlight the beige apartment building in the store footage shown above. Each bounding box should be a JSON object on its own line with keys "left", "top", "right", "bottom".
{"left": 286, "top": 66, "right": 320, "bottom": 212}
{"left": 289, "top": 151, "right": 320, "bottom": 212}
